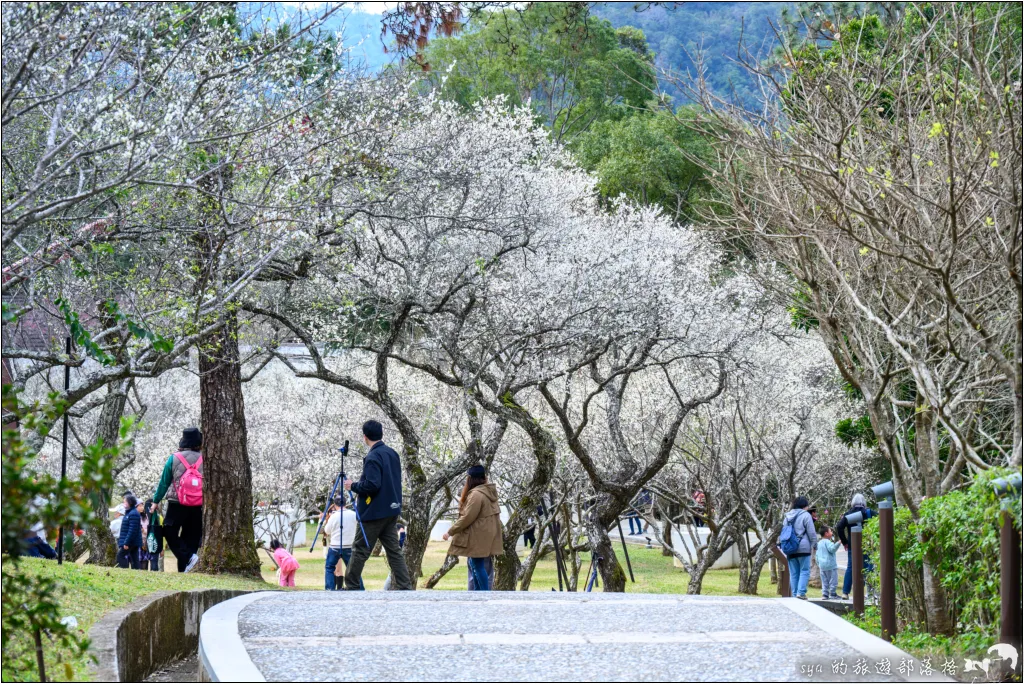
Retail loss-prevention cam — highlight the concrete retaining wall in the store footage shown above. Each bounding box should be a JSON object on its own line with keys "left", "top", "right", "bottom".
{"left": 89, "top": 588, "right": 259, "bottom": 682}
{"left": 670, "top": 528, "right": 760, "bottom": 570}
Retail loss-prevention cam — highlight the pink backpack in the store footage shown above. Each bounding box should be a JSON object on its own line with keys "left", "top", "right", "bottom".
{"left": 174, "top": 452, "right": 204, "bottom": 506}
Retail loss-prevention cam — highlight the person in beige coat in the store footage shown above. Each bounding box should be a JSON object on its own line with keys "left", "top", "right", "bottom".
{"left": 442, "top": 464, "right": 503, "bottom": 590}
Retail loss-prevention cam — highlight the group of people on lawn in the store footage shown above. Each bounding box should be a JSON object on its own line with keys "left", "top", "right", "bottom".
{"left": 120, "top": 420, "right": 502, "bottom": 592}
{"left": 30, "top": 418, "right": 873, "bottom": 599}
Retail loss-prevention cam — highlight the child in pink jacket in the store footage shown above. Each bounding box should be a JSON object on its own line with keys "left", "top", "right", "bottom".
{"left": 270, "top": 539, "right": 300, "bottom": 587}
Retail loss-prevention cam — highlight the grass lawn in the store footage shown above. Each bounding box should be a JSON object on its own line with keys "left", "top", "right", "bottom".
{"left": 266, "top": 535, "right": 777, "bottom": 596}
{"left": 3, "top": 558, "right": 268, "bottom": 682}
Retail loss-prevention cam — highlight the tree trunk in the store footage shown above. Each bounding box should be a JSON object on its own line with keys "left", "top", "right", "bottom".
{"left": 808, "top": 555, "right": 822, "bottom": 589}
{"left": 423, "top": 554, "right": 460, "bottom": 588}
{"left": 661, "top": 516, "right": 674, "bottom": 557}
{"left": 518, "top": 526, "right": 548, "bottom": 591}
{"left": 493, "top": 541, "right": 522, "bottom": 591}
{"left": 686, "top": 525, "right": 734, "bottom": 594}
{"left": 196, "top": 312, "right": 261, "bottom": 578}
{"left": 738, "top": 542, "right": 774, "bottom": 595}
{"left": 84, "top": 380, "right": 129, "bottom": 566}
{"left": 922, "top": 555, "right": 954, "bottom": 636}
{"left": 584, "top": 505, "right": 628, "bottom": 593}
{"left": 491, "top": 403, "right": 556, "bottom": 590}
{"left": 398, "top": 489, "right": 433, "bottom": 588}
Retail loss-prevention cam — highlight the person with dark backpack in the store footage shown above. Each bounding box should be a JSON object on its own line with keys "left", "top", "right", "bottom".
{"left": 152, "top": 427, "right": 204, "bottom": 572}
{"left": 779, "top": 496, "right": 817, "bottom": 599}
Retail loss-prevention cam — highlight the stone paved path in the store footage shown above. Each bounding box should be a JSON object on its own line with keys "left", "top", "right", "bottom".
{"left": 201, "top": 592, "right": 945, "bottom": 682}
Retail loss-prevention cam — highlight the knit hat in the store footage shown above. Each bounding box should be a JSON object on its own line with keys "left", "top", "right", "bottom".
{"left": 467, "top": 464, "right": 486, "bottom": 478}
{"left": 179, "top": 427, "right": 202, "bottom": 450}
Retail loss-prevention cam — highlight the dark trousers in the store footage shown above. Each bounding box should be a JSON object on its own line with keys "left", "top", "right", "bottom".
{"left": 117, "top": 546, "right": 140, "bottom": 569}
{"left": 523, "top": 528, "right": 536, "bottom": 548}
{"left": 842, "top": 552, "right": 875, "bottom": 595}
{"left": 147, "top": 554, "right": 160, "bottom": 571}
{"left": 344, "top": 515, "right": 412, "bottom": 590}
{"left": 162, "top": 502, "right": 203, "bottom": 572}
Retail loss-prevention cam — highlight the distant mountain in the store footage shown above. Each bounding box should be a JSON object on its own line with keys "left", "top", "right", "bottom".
{"left": 317, "top": 7, "right": 393, "bottom": 72}
{"left": 321, "top": 2, "right": 792, "bottom": 106}
{"left": 592, "top": 2, "right": 793, "bottom": 107}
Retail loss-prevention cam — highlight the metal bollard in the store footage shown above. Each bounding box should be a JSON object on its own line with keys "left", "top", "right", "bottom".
{"left": 851, "top": 524, "right": 864, "bottom": 616}
{"left": 878, "top": 500, "right": 896, "bottom": 641}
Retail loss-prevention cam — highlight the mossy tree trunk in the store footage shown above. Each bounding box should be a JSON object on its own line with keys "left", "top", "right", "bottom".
{"left": 196, "top": 311, "right": 261, "bottom": 578}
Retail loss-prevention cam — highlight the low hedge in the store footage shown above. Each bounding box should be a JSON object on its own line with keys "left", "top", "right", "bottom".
{"left": 861, "top": 469, "right": 1021, "bottom": 639}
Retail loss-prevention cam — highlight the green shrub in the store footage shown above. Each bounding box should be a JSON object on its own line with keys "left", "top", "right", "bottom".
{"left": 862, "top": 470, "right": 1020, "bottom": 638}
{"left": 1, "top": 386, "right": 125, "bottom": 681}
{"left": 848, "top": 607, "right": 996, "bottom": 666}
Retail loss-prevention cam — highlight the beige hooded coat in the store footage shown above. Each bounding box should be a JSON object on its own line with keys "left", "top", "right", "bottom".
{"left": 447, "top": 483, "right": 504, "bottom": 558}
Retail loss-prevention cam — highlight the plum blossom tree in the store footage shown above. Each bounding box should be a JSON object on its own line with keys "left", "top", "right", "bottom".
{"left": 2, "top": 2, "right": 415, "bottom": 573}
{"left": 677, "top": 2, "right": 1021, "bottom": 631}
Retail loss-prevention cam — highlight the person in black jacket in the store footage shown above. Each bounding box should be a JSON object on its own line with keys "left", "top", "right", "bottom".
{"left": 342, "top": 420, "right": 413, "bottom": 590}
{"left": 117, "top": 494, "right": 143, "bottom": 569}
{"left": 835, "top": 493, "right": 875, "bottom": 600}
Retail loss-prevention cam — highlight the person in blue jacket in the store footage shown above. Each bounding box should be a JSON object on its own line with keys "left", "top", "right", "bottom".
{"left": 342, "top": 420, "right": 412, "bottom": 590}
{"left": 117, "top": 493, "right": 143, "bottom": 569}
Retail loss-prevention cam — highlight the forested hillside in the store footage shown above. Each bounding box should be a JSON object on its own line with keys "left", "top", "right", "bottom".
{"left": 593, "top": 2, "right": 791, "bottom": 106}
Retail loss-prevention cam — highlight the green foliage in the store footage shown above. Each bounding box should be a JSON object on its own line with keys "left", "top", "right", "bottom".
{"left": 56, "top": 298, "right": 112, "bottom": 365}
{"left": 572, "top": 105, "right": 715, "bottom": 220}
{"left": 861, "top": 470, "right": 1021, "bottom": 638}
{"left": 420, "top": 3, "right": 656, "bottom": 141}
{"left": 56, "top": 299, "right": 174, "bottom": 365}
{"left": 420, "top": 4, "right": 732, "bottom": 221}
{"left": 1, "top": 384, "right": 128, "bottom": 681}
{"left": 835, "top": 415, "right": 875, "bottom": 448}
{"left": 847, "top": 607, "right": 996, "bottom": 666}
{"left": 787, "top": 287, "right": 819, "bottom": 332}
{"left": 101, "top": 301, "right": 175, "bottom": 355}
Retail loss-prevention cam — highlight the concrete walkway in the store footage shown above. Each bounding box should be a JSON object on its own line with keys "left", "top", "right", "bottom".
{"left": 200, "top": 592, "right": 945, "bottom": 682}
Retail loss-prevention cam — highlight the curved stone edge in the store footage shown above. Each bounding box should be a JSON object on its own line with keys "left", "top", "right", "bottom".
{"left": 779, "top": 598, "right": 954, "bottom": 683}
{"left": 198, "top": 591, "right": 274, "bottom": 683}
{"left": 88, "top": 588, "right": 260, "bottom": 682}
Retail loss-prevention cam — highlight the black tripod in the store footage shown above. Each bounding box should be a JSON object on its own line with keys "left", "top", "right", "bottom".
{"left": 309, "top": 440, "right": 348, "bottom": 553}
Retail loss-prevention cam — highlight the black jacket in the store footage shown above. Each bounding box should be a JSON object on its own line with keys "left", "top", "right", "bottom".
{"left": 351, "top": 441, "right": 403, "bottom": 522}
{"left": 836, "top": 505, "right": 874, "bottom": 547}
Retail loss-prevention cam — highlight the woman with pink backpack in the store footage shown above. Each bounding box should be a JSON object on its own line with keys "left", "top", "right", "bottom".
{"left": 151, "top": 428, "right": 204, "bottom": 572}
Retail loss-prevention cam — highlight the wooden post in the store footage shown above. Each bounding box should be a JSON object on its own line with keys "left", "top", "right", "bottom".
{"left": 878, "top": 501, "right": 896, "bottom": 641}
{"left": 57, "top": 337, "right": 71, "bottom": 565}
{"left": 1000, "top": 509, "right": 1022, "bottom": 677}
{"left": 771, "top": 546, "right": 790, "bottom": 597}
{"left": 851, "top": 525, "right": 864, "bottom": 616}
